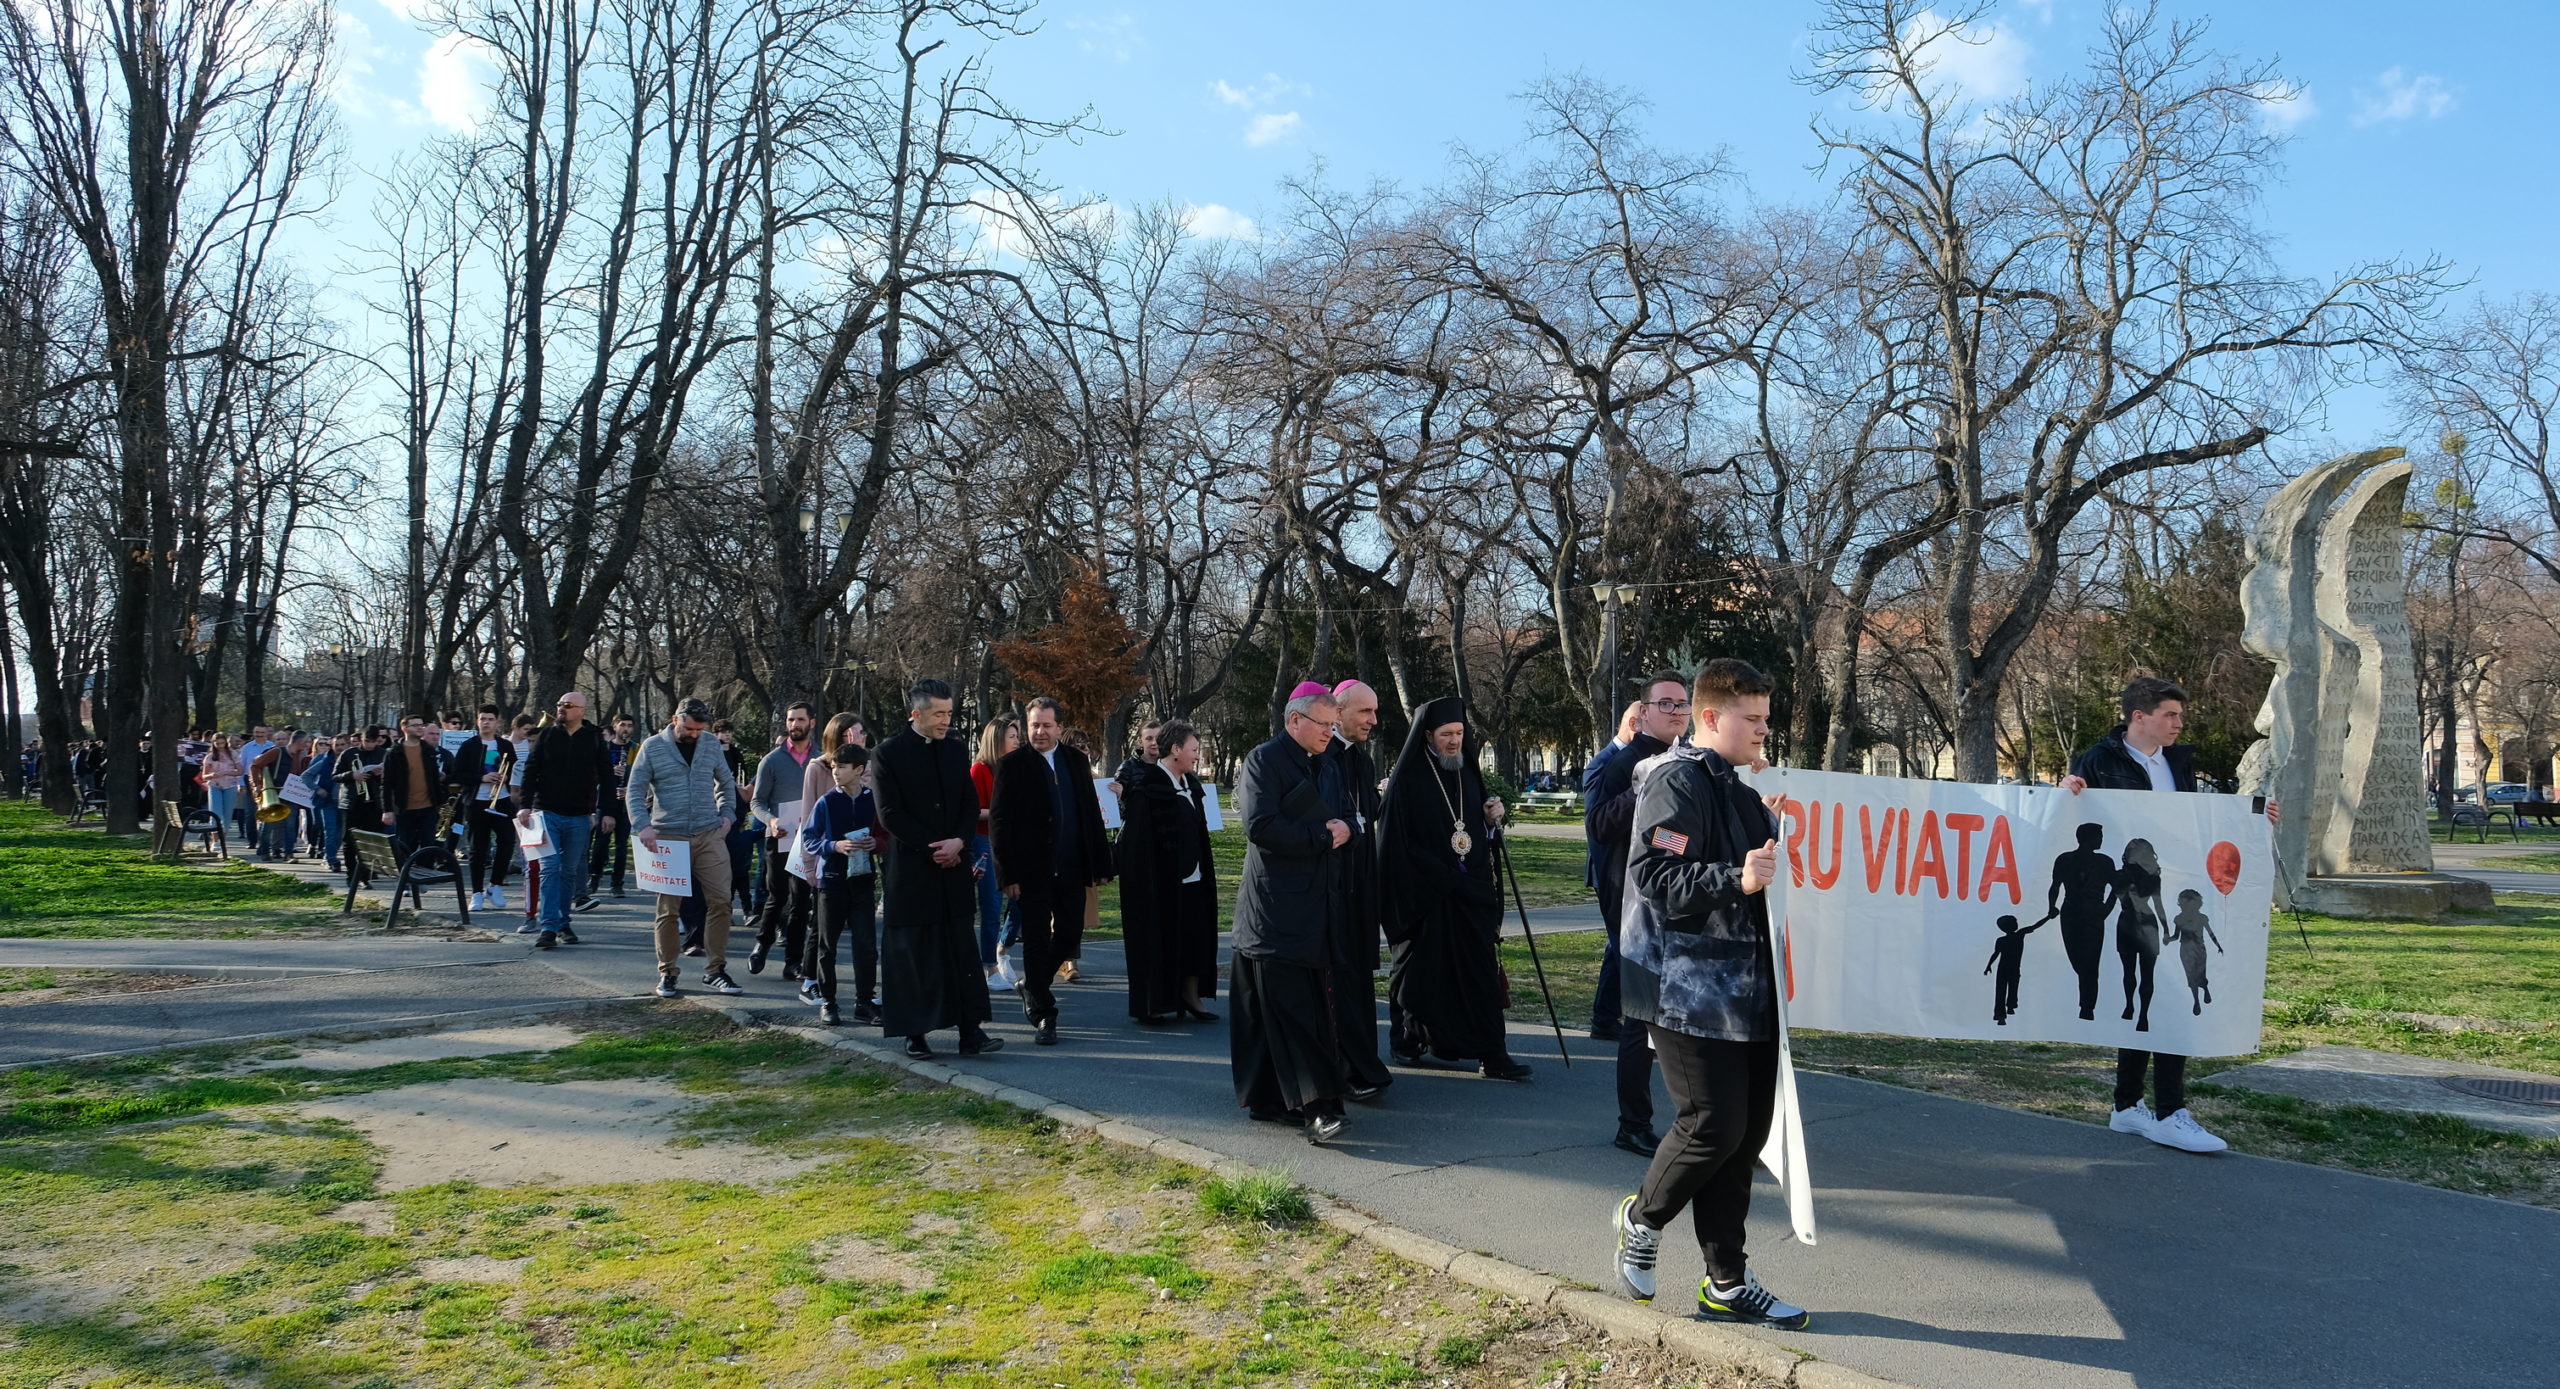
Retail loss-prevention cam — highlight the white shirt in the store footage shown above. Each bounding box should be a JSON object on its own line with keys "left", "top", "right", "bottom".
{"left": 1176, "top": 779, "right": 1203, "bottom": 884}
{"left": 1040, "top": 745, "right": 1059, "bottom": 778}
{"left": 2127, "top": 740, "right": 2177, "bottom": 794}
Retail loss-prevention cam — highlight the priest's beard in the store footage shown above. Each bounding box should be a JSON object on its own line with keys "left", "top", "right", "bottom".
{"left": 1435, "top": 750, "right": 1463, "bottom": 772}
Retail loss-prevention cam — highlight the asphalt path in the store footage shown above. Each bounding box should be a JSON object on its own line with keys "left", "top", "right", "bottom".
{"left": 10, "top": 854, "right": 2558, "bottom": 1387}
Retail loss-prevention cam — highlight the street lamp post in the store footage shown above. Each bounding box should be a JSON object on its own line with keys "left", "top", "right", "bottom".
{"left": 1590, "top": 581, "right": 1639, "bottom": 742}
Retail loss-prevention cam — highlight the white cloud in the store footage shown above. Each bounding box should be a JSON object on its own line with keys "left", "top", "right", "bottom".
{"left": 376, "top": 0, "right": 428, "bottom": 19}
{"left": 2014, "top": 0, "right": 2057, "bottom": 21}
{"left": 419, "top": 32, "right": 494, "bottom": 132}
{"left": 1243, "top": 111, "right": 1301, "bottom": 147}
{"left": 1211, "top": 73, "right": 1301, "bottom": 109}
{"left": 1180, "top": 203, "right": 1259, "bottom": 241}
{"left": 2250, "top": 78, "right": 2317, "bottom": 133}
{"left": 1901, "top": 8, "right": 2031, "bottom": 106}
{"left": 1067, "top": 10, "right": 1140, "bottom": 63}
{"left": 2354, "top": 67, "right": 2455, "bottom": 126}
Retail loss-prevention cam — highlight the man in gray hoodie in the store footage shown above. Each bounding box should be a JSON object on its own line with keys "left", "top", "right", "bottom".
{"left": 630, "top": 697, "right": 742, "bottom": 998}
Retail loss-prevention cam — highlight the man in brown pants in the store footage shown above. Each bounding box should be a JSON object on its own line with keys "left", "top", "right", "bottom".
{"left": 628, "top": 697, "right": 742, "bottom": 998}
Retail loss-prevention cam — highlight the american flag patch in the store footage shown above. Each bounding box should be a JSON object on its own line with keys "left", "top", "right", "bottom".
{"left": 1650, "top": 827, "right": 1691, "bottom": 855}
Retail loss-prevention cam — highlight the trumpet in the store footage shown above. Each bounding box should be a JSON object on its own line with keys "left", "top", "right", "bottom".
{"left": 254, "top": 765, "right": 292, "bottom": 823}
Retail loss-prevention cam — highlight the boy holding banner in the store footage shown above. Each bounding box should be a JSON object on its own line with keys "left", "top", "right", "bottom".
{"left": 1610, "top": 659, "right": 1811, "bottom": 1331}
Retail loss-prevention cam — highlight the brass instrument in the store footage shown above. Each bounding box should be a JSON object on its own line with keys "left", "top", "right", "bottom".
{"left": 254, "top": 762, "right": 292, "bottom": 823}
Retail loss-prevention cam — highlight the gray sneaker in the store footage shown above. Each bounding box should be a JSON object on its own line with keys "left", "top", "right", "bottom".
{"left": 1613, "top": 1194, "right": 1660, "bottom": 1302}
{"left": 702, "top": 971, "right": 742, "bottom": 996}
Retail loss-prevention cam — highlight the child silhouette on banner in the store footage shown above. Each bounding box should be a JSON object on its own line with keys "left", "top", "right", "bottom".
{"left": 2166, "top": 888, "right": 2224, "bottom": 1016}
{"left": 1983, "top": 913, "right": 2046, "bottom": 1025}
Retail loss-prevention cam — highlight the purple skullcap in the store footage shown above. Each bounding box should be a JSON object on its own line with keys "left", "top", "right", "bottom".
{"left": 1288, "top": 681, "right": 1332, "bottom": 700}
{"left": 1331, "top": 679, "right": 1369, "bottom": 697}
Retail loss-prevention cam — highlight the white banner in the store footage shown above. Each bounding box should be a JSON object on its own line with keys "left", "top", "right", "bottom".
{"left": 1745, "top": 768, "right": 2273, "bottom": 1056}
{"left": 278, "top": 777, "right": 315, "bottom": 809}
{"left": 637, "top": 839, "right": 692, "bottom": 896}
{"left": 1201, "top": 782, "right": 1226, "bottom": 832}
{"left": 1093, "top": 776, "right": 1122, "bottom": 830}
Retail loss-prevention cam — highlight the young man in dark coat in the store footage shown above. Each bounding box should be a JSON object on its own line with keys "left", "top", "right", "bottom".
{"left": 1610, "top": 658, "right": 1810, "bottom": 1331}
{"left": 870, "top": 679, "right": 1001, "bottom": 1059}
{"left": 1228, "top": 684, "right": 1357, "bottom": 1143}
{"left": 2062, "top": 674, "right": 2278, "bottom": 1156}
{"left": 1324, "top": 679, "right": 1393, "bottom": 1097}
{"left": 1117, "top": 719, "right": 1218, "bottom": 1024}
{"left": 990, "top": 696, "right": 1114, "bottom": 1046}
{"left": 1379, "top": 696, "right": 1530, "bottom": 1081}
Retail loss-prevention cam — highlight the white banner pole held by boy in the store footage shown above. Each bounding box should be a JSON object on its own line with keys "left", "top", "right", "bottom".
{"left": 1759, "top": 813, "right": 1817, "bottom": 1247}
{"left": 636, "top": 839, "right": 692, "bottom": 895}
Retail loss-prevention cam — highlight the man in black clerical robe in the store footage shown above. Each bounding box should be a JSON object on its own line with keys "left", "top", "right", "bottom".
{"left": 1229, "top": 687, "right": 1358, "bottom": 1143}
{"left": 870, "top": 679, "right": 1000, "bottom": 1059}
{"left": 1325, "top": 680, "right": 1393, "bottom": 1097}
{"left": 1117, "top": 719, "right": 1218, "bottom": 1023}
{"left": 1379, "top": 696, "right": 1531, "bottom": 1080}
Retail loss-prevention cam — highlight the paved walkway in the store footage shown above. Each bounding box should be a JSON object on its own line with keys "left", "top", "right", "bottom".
{"left": 5, "top": 852, "right": 2557, "bottom": 1387}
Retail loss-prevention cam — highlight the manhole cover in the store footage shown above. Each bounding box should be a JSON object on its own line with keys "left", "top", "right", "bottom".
{"left": 2436, "top": 1076, "right": 2560, "bottom": 1108}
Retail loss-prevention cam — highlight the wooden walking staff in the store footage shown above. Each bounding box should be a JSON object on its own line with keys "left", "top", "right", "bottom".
{"left": 1492, "top": 824, "right": 1571, "bottom": 1068}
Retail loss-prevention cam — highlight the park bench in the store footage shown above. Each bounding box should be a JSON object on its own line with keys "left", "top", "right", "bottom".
{"left": 1521, "top": 789, "right": 1584, "bottom": 814}
{"left": 69, "top": 789, "right": 106, "bottom": 825}
{"left": 345, "top": 827, "right": 472, "bottom": 930}
{"left": 2518, "top": 800, "right": 2560, "bottom": 829}
{"left": 158, "top": 798, "right": 228, "bottom": 860}
{"left": 2443, "top": 801, "right": 2520, "bottom": 843}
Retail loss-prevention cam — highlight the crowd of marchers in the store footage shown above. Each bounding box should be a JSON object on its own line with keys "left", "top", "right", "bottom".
{"left": 62, "top": 656, "right": 2273, "bottom": 1338}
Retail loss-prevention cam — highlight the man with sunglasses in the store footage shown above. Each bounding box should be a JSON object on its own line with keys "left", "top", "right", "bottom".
{"left": 517, "top": 691, "right": 616, "bottom": 951}
{"left": 1584, "top": 672, "right": 1690, "bottom": 1154}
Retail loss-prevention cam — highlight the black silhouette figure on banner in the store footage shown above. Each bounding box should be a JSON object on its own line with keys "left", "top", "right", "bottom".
{"left": 2044, "top": 824, "right": 2117, "bottom": 1021}
{"left": 2109, "top": 838, "right": 2168, "bottom": 1032}
{"left": 1983, "top": 913, "right": 2046, "bottom": 1025}
{"left": 2167, "top": 888, "right": 2224, "bottom": 1016}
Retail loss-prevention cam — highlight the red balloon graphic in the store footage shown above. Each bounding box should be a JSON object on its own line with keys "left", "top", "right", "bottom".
{"left": 2206, "top": 841, "right": 2241, "bottom": 895}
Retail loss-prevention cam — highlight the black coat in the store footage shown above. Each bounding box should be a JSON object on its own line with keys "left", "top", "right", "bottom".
{"left": 871, "top": 725, "right": 979, "bottom": 930}
{"left": 1117, "top": 762, "right": 1219, "bottom": 1016}
{"left": 1231, "top": 733, "right": 1348, "bottom": 968}
{"left": 2071, "top": 727, "right": 2198, "bottom": 794}
{"left": 379, "top": 739, "right": 451, "bottom": 813}
{"left": 989, "top": 743, "right": 1113, "bottom": 890}
{"left": 1583, "top": 731, "right": 1671, "bottom": 929}
{"left": 1327, "top": 734, "right": 1386, "bottom": 969}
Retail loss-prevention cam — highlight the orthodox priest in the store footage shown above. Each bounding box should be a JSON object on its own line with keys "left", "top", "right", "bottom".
{"left": 1324, "top": 680, "right": 1394, "bottom": 1098}
{"left": 1380, "top": 697, "right": 1531, "bottom": 1080}
{"left": 1117, "top": 719, "right": 1219, "bottom": 1024}
{"left": 1229, "top": 684, "right": 1358, "bottom": 1143}
{"left": 871, "top": 679, "right": 1002, "bottom": 1060}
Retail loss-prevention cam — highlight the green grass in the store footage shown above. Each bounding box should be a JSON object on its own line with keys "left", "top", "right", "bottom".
{"left": 1198, "top": 1169, "right": 1316, "bottom": 1227}
{"left": 0, "top": 801, "right": 335, "bottom": 937}
{"left": 2480, "top": 852, "right": 2560, "bottom": 873}
{"left": 0, "top": 1008, "right": 1705, "bottom": 1388}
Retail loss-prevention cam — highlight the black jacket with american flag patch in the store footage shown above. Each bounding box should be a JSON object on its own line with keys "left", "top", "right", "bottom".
{"left": 1620, "top": 744, "right": 1780, "bottom": 1043}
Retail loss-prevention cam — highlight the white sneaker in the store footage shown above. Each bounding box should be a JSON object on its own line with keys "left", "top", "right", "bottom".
{"left": 488, "top": 883, "right": 506, "bottom": 908}
{"left": 2148, "top": 1107, "right": 2228, "bottom": 1154}
{"left": 1612, "top": 1194, "right": 1660, "bottom": 1302}
{"left": 2108, "top": 1101, "right": 2157, "bottom": 1137}
{"left": 469, "top": 890, "right": 488, "bottom": 910}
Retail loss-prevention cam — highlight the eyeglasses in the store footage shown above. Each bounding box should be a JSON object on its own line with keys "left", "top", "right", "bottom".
{"left": 1647, "top": 698, "right": 1692, "bottom": 713}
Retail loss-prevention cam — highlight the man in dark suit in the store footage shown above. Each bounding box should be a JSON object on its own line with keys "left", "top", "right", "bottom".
{"left": 1584, "top": 672, "right": 1690, "bottom": 1153}
{"left": 871, "top": 678, "right": 1002, "bottom": 1060}
{"left": 1228, "top": 683, "right": 1357, "bottom": 1143}
{"left": 990, "top": 696, "right": 1114, "bottom": 1046}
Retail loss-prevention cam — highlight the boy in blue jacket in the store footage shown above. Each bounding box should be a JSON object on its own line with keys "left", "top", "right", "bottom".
{"left": 799, "top": 747, "right": 881, "bottom": 1027}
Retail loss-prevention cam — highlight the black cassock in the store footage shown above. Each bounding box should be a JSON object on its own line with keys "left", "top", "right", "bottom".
{"left": 870, "top": 725, "right": 993, "bottom": 1038}
{"left": 1379, "top": 697, "right": 1509, "bottom": 1062}
{"left": 1117, "top": 761, "right": 1218, "bottom": 1019}
{"left": 1327, "top": 734, "right": 1394, "bottom": 1090}
{"left": 1229, "top": 733, "right": 1354, "bottom": 1118}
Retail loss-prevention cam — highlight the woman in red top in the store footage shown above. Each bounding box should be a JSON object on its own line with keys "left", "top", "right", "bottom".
{"left": 971, "top": 718, "right": 1020, "bottom": 982}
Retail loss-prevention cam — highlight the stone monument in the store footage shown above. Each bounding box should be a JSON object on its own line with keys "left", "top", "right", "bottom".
{"left": 2237, "top": 447, "right": 2491, "bottom": 916}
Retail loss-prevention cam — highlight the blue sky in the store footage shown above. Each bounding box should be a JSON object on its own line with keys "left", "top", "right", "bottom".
{"left": 330, "top": 0, "right": 2559, "bottom": 450}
